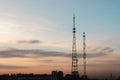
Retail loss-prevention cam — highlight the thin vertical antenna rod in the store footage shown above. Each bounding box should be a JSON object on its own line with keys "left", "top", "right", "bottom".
{"left": 83, "top": 32, "right": 86, "bottom": 76}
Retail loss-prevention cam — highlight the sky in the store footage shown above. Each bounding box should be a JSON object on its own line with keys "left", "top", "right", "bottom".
{"left": 0, "top": 0, "right": 120, "bottom": 79}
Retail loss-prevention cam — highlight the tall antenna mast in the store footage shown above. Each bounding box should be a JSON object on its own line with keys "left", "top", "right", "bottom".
{"left": 71, "top": 14, "right": 79, "bottom": 78}
{"left": 83, "top": 32, "right": 88, "bottom": 80}
{"left": 83, "top": 32, "right": 86, "bottom": 76}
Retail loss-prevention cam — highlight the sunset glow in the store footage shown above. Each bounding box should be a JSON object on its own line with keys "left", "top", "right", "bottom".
{"left": 0, "top": 0, "right": 119, "bottom": 78}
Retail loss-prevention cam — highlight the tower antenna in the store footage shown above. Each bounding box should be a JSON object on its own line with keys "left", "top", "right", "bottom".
{"left": 71, "top": 14, "right": 79, "bottom": 79}
{"left": 83, "top": 32, "right": 88, "bottom": 80}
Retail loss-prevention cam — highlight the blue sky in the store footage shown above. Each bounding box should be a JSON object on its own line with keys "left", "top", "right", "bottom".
{"left": 0, "top": 0, "right": 120, "bottom": 78}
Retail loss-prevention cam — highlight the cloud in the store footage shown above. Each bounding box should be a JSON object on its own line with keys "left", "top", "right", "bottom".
{"left": 37, "top": 59, "right": 70, "bottom": 64}
{"left": 0, "top": 47, "right": 14, "bottom": 51}
{"left": 0, "top": 47, "right": 68, "bottom": 58}
{"left": 85, "top": 52, "right": 106, "bottom": 58}
{"left": 84, "top": 47, "right": 115, "bottom": 58}
{"left": 8, "top": 40, "right": 42, "bottom": 44}
{"left": 102, "top": 47, "right": 114, "bottom": 53}
{"left": 0, "top": 64, "right": 29, "bottom": 69}
{"left": 17, "top": 40, "right": 42, "bottom": 44}
{"left": 80, "top": 63, "right": 120, "bottom": 67}
{"left": 96, "top": 57, "right": 120, "bottom": 66}
{"left": 0, "top": 46, "right": 115, "bottom": 58}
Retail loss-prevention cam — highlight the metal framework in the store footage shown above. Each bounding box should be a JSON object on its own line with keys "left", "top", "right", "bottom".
{"left": 83, "top": 32, "right": 87, "bottom": 76}
{"left": 71, "top": 14, "right": 79, "bottom": 76}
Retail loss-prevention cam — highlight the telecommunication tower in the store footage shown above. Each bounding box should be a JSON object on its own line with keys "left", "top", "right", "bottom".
{"left": 83, "top": 32, "right": 88, "bottom": 80}
{"left": 71, "top": 14, "right": 79, "bottom": 78}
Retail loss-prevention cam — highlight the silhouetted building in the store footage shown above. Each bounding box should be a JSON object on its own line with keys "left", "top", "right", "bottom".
{"left": 0, "top": 73, "right": 57, "bottom": 80}
{"left": 57, "top": 71, "right": 63, "bottom": 80}
{"left": 64, "top": 74, "right": 71, "bottom": 80}
{"left": 81, "top": 75, "right": 88, "bottom": 80}
{"left": 116, "top": 76, "right": 120, "bottom": 80}
{"left": 110, "top": 73, "right": 113, "bottom": 80}
{"left": 52, "top": 71, "right": 63, "bottom": 80}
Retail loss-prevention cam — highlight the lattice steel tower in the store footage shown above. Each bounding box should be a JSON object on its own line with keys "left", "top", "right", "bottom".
{"left": 71, "top": 14, "right": 79, "bottom": 77}
{"left": 83, "top": 32, "right": 86, "bottom": 76}
{"left": 82, "top": 32, "right": 88, "bottom": 80}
